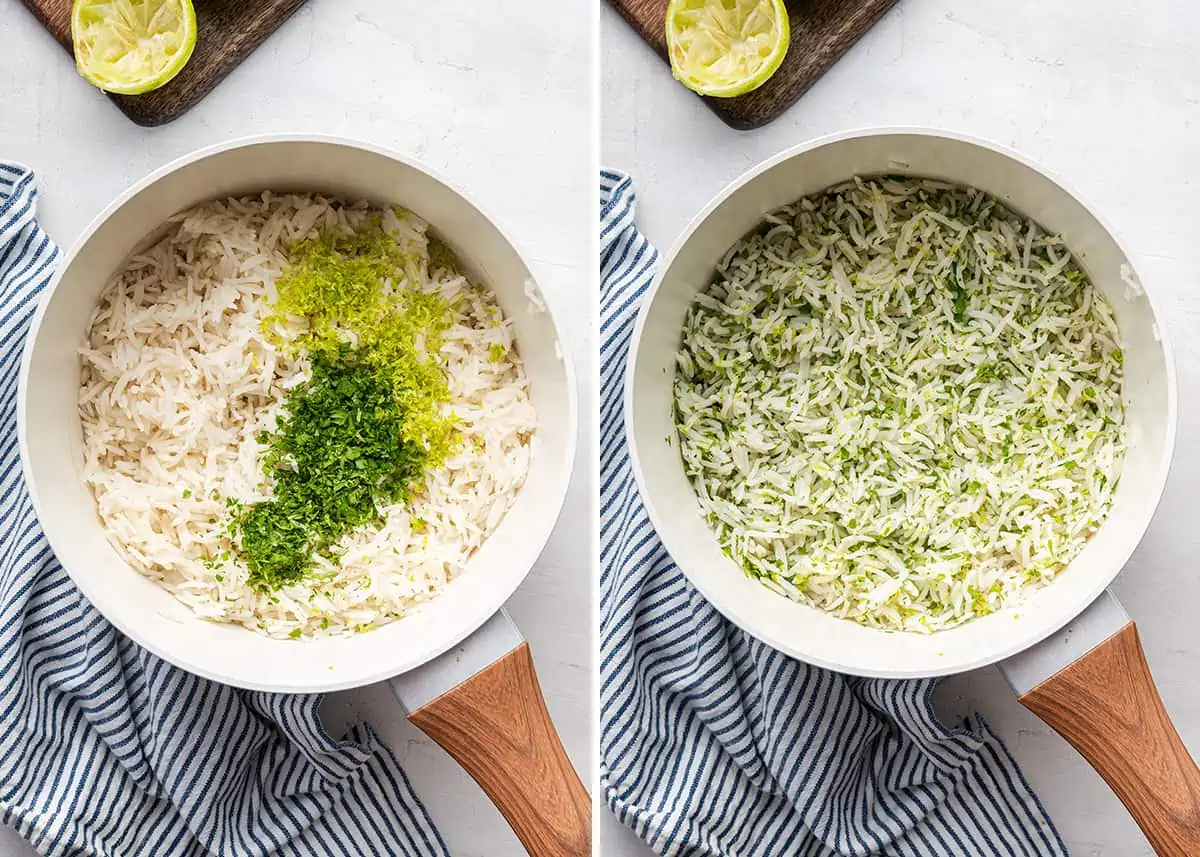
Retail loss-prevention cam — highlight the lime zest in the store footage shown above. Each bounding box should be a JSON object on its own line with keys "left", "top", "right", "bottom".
{"left": 263, "top": 215, "right": 459, "bottom": 465}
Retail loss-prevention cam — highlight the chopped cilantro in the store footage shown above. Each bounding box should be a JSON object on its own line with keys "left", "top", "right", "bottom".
{"left": 229, "top": 348, "right": 429, "bottom": 589}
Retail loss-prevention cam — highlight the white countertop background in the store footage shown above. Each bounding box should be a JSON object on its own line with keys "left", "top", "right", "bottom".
{"left": 602, "top": 1, "right": 1199, "bottom": 855}
{"left": 0, "top": 2, "right": 592, "bottom": 856}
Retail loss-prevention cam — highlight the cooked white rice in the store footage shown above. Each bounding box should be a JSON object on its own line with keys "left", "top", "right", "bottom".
{"left": 674, "top": 177, "right": 1126, "bottom": 633}
{"left": 79, "top": 194, "right": 535, "bottom": 639}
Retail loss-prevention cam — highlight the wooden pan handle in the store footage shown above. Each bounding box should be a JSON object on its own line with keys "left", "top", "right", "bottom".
{"left": 408, "top": 642, "right": 591, "bottom": 857}
{"left": 1019, "top": 622, "right": 1200, "bottom": 856}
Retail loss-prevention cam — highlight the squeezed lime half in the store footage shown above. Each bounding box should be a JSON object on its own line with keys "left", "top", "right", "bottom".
{"left": 666, "top": 0, "right": 790, "bottom": 98}
{"left": 72, "top": 0, "right": 197, "bottom": 95}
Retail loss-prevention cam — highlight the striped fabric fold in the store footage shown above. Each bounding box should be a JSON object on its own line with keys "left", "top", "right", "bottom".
{"left": 598, "top": 170, "right": 1067, "bottom": 857}
{"left": 0, "top": 163, "right": 450, "bottom": 857}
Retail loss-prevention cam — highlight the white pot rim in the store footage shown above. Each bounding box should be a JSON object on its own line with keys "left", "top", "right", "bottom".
{"left": 625, "top": 125, "right": 1177, "bottom": 678}
{"left": 18, "top": 133, "right": 579, "bottom": 692}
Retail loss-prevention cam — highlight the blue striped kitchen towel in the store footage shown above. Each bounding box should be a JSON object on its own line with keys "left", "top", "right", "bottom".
{"left": 0, "top": 163, "right": 449, "bottom": 857}
{"left": 598, "top": 170, "right": 1068, "bottom": 857}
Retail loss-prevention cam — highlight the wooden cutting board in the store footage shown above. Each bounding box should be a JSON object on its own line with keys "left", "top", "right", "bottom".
{"left": 19, "top": 0, "right": 308, "bottom": 126}
{"left": 609, "top": 0, "right": 898, "bottom": 130}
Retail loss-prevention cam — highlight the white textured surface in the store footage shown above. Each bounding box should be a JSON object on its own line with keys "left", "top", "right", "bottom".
{"left": 0, "top": 2, "right": 591, "bottom": 856}
{"left": 602, "top": 1, "right": 1200, "bottom": 855}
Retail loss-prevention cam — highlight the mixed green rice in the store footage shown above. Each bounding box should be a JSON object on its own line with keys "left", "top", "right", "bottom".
{"left": 673, "top": 177, "right": 1126, "bottom": 632}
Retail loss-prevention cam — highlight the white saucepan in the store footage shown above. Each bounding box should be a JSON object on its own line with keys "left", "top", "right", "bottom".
{"left": 19, "top": 135, "right": 589, "bottom": 857}
{"left": 626, "top": 128, "right": 1199, "bottom": 856}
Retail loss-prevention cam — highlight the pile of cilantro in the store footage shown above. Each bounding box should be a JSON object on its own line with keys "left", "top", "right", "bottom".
{"left": 229, "top": 216, "right": 458, "bottom": 591}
